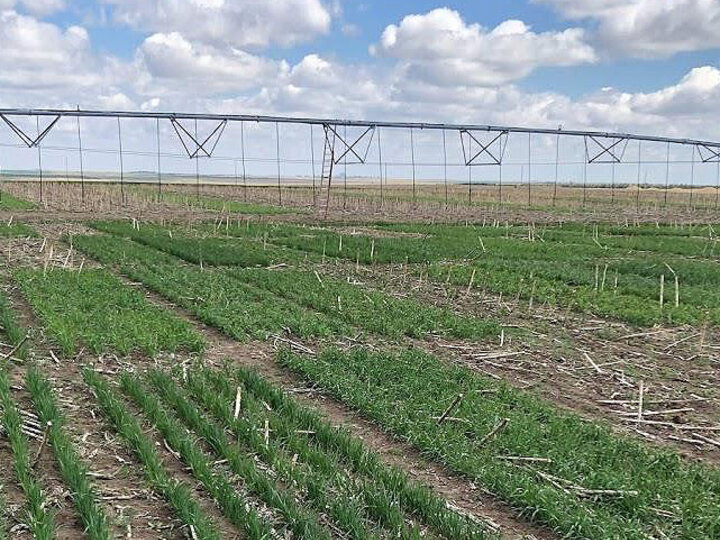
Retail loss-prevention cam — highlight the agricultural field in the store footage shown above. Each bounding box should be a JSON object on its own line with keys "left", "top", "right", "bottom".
{"left": 0, "top": 186, "right": 719, "bottom": 539}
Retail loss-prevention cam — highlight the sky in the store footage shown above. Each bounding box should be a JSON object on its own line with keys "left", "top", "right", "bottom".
{"left": 2, "top": 0, "right": 720, "bottom": 184}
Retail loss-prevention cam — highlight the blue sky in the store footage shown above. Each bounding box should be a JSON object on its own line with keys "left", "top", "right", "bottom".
{"left": 2, "top": 0, "right": 720, "bottom": 183}
{"left": 39, "top": 0, "right": 720, "bottom": 99}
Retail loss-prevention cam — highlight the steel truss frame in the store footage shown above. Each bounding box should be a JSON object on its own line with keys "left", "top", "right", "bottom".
{"left": 170, "top": 118, "right": 228, "bottom": 158}
{"left": 323, "top": 123, "right": 375, "bottom": 165}
{"left": 4, "top": 107, "right": 720, "bottom": 211}
{"left": 583, "top": 135, "right": 630, "bottom": 164}
{"left": 0, "top": 113, "right": 61, "bottom": 148}
{"left": 2, "top": 108, "right": 719, "bottom": 154}
{"left": 696, "top": 144, "right": 720, "bottom": 163}
{"left": 459, "top": 129, "right": 509, "bottom": 166}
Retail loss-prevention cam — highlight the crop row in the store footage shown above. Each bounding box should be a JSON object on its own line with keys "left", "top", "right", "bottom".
{"left": 13, "top": 268, "right": 204, "bottom": 356}
{"left": 73, "top": 233, "right": 498, "bottom": 341}
{"left": 188, "top": 219, "right": 720, "bottom": 326}
{"left": 84, "top": 365, "right": 491, "bottom": 539}
{"left": 278, "top": 345, "right": 720, "bottom": 539}
{"left": 230, "top": 267, "right": 500, "bottom": 339}
{"left": 73, "top": 234, "right": 347, "bottom": 340}
{"left": 202, "top": 219, "right": 720, "bottom": 263}
{"left": 0, "top": 297, "right": 111, "bottom": 539}
{"left": 91, "top": 220, "right": 306, "bottom": 267}
{"left": 0, "top": 192, "right": 34, "bottom": 210}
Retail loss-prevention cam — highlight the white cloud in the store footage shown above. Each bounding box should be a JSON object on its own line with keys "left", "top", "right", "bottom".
{"left": 0, "top": 0, "right": 65, "bottom": 16}
{"left": 0, "top": 10, "right": 104, "bottom": 90}
{"left": 538, "top": 0, "right": 720, "bottom": 57}
{"left": 227, "top": 54, "right": 388, "bottom": 119}
{"left": 374, "top": 8, "right": 596, "bottom": 86}
{"left": 135, "top": 32, "right": 285, "bottom": 95}
{"left": 104, "top": 0, "right": 332, "bottom": 48}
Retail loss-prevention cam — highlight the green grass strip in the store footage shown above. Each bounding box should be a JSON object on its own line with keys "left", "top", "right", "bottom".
{"left": 25, "top": 367, "right": 111, "bottom": 540}
{"left": 82, "top": 368, "right": 220, "bottom": 540}
{"left": 195, "top": 368, "right": 471, "bottom": 539}
{"left": 278, "top": 346, "right": 720, "bottom": 539}
{"left": 0, "top": 367, "right": 55, "bottom": 539}
{"left": 0, "top": 192, "right": 34, "bottom": 210}
{"left": 91, "top": 220, "right": 303, "bottom": 267}
{"left": 117, "top": 372, "right": 276, "bottom": 539}
{"left": 142, "top": 370, "right": 334, "bottom": 540}
{"left": 13, "top": 268, "right": 204, "bottom": 356}
{"left": 226, "top": 366, "right": 492, "bottom": 540}
{"left": 0, "top": 222, "right": 36, "bottom": 238}
{"left": 73, "top": 234, "right": 348, "bottom": 340}
{"left": 231, "top": 267, "right": 500, "bottom": 340}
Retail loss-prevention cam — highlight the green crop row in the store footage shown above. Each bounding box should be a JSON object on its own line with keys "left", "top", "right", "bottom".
{"left": 0, "top": 192, "right": 34, "bottom": 210}
{"left": 200, "top": 219, "right": 720, "bottom": 325}
{"left": 278, "top": 346, "right": 720, "bottom": 539}
{"left": 215, "top": 365, "right": 494, "bottom": 539}
{"left": 0, "top": 367, "right": 55, "bottom": 539}
{"left": 13, "top": 268, "right": 204, "bottom": 356}
{"left": 72, "top": 234, "right": 347, "bottom": 340}
{"left": 91, "top": 220, "right": 305, "bottom": 267}
{"left": 119, "top": 372, "right": 283, "bottom": 539}
{"left": 82, "top": 368, "right": 221, "bottom": 539}
{"left": 75, "top": 233, "right": 496, "bottom": 341}
{"left": 181, "top": 369, "right": 386, "bottom": 539}
{"left": 147, "top": 363, "right": 494, "bottom": 538}
{"left": 26, "top": 367, "right": 111, "bottom": 539}
{"left": 231, "top": 267, "right": 500, "bottom": 340}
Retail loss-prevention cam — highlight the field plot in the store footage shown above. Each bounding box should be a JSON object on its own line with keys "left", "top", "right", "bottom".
{"left": 210, "top": 219, "right": 720, "bottom": 326}
{"left": 0, "top": 197, "right": 719, "bottom": 539}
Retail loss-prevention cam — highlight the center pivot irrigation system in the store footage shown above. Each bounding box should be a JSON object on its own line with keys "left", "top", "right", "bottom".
{"left": 2, "top": 107, "right": 720, "bottom": 213}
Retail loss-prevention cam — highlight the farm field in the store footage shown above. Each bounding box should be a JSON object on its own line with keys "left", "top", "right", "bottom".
{"left": 0, "top": 186, "right": 719, "bottom": 539}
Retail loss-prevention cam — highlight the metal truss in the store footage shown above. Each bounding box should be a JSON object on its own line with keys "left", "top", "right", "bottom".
{"left": 0, "top": 113, "right": 60, "bottom": 147}
{"left": 583, "top": 135, "right": 630, "bottom": 164}
{"left": 459, "top": 129, "right": 508, "bottom": 166}
{"left": 696, "top": 144, "right": 720, "bottom": 163}
{"left": 170, "top": 117, "right": 228, "bottom": 158}
{"left": 2, "top": 107, "right": 720, "bottom": 157}
{"left": 323, "top": 123, "right": 375, "bottom": 165}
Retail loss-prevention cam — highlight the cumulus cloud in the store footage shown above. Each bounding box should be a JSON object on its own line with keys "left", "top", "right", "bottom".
{"left": 135, "top": 32, "right": 286, "bottom": 95}
{"left": 0, "top": 0, "right": 65, "bottom": 16}
{"left": 104, "top": 0, "right": 332, "bottom": 48}
{"left": 374, "top": 8, "right": 596, "bottom": 86}
{"left": 537, "top": 0, "right": 720, "bottom": 57}
{"left": 0, "top": 10, "right": 104, "bottom": 90}
{"left": 229, "top": 54, "right": 388, "bottom": 119}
